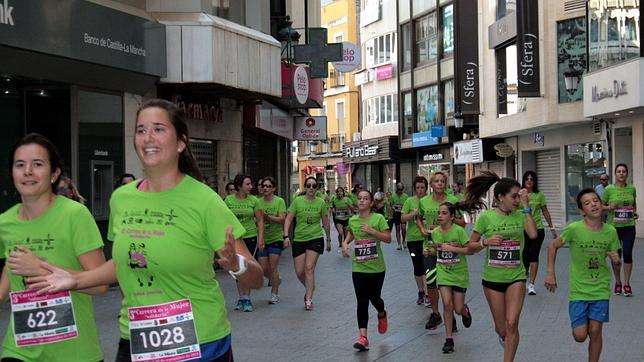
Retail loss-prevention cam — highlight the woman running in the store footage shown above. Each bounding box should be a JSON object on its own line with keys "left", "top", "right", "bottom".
{"left": 1, "top": 133, "right": 107, "bottom": 362}
{"left": 28, "top": 99, "right": 263, "bottom": 362}
{"left": 284, "top": 176, "right": 331, "bottom": 311}
{"left": 447, "top": 171, "right": 537, "bottom": 362}
{"left": 341, "top": 189, "right": 391, "bottom": 351}
{"left": 417, "top": 171, "right": 465, "bottom": 329}
{"left": 332, "top": 187, "right": 353, "bottom": 252}
{"left": 225, "top": 174, "right": 265, "bottom": 312}
{"left": 428, "top": 202, "right": 473, "bottom": 354}
{"left": 391, "top": 183, "right": 409, "bottom": 250}
{"left": 603, "top": 163, "right": 638, "bottom": 296}
{"left": 401, "top": 176, "right": 429, "bottom": 306}
{"left": 521, "top": 171, "right": 557, "bottom": 296}
{"left": 256, "top": 176, "right": 287, "bottom": 304}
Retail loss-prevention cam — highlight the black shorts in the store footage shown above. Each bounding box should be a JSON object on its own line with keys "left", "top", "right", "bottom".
{"left": 438, "top": 285, "right": 467, "bottom": 293}
{"left": 333, "top": 218, "right": 349, "bottom": 227}
{"left": 243, "top": 237, "right": 258, "bottom": 258}
{"left": 292, "top": 238, "right": 325, "bottom": 258}
{"left": 392, "top": 211, "right": 403, "bottom": 225}
{"left": 482, "top": 279, "right": 526, "bottom": 293}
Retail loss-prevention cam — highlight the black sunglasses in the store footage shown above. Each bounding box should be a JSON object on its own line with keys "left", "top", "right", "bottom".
{"left": 262, "top": 184, "right": 274, "bottom": 188}
{"left": 305, "top": 183, "right": 317, "bottom": 188}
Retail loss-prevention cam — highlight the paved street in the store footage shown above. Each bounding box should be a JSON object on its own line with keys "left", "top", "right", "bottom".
{"left": 2, "top": 230, "right": 644, "bottom": 361}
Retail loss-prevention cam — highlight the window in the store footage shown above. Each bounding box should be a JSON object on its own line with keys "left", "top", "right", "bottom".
{"left": 416, "top": 85, "right": 438, "bottom": 132}
{"left": 588, "top": 2, "right": 640, "bottom": 71}
{"left": 443, "top": 80, "right": 454, "bottom": 120}
{"left": 565, "top": 142, "right": 607, "bottom": 222}
{"left": 401, "top": 23, "right": 412, "bottom": 71}
{"left": 497, "top": 44, "right": 527, "bottom": 117}
{"left": 336, "top": 100, "right": 345, "bottom": 134}
{"left": 496, "top": 0, "right": 516, "bottom": 20}
{"left": 365, "top": 33, "right": 397, "bottom": 68}
{"left": 212, "top": 0, "right": 229, "bottom": 19}
{"left": 557, "top": 17, "right": 586, "bottom": 103}
{"left": 441, "top": 5, "right": 454, "bottom": 57}
{"left": 402, "top": 92, "right": 413, "bottom": 139}
{"left": 364, "top": 94, "right": 398, "bottom": 126}
{"left": 415, "top": 13, "right": 437, "bottom": 66}
{"left": 413, "top": 0, "right": 436, "bottom": 16}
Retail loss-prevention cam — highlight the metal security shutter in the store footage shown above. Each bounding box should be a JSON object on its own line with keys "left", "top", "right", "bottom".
{"left": 189, "top": 138, "right": 217, "bottom": 179}
{"left": 487, "top": 161, "right": 505, "bottom": 177}
{"left": 536, "top": 149, "right": 562, "bottom": 228}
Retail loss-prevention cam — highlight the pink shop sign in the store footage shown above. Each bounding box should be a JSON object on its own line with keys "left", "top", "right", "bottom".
{"left": 375, "top": 64, "right": 393, "bottom": 80}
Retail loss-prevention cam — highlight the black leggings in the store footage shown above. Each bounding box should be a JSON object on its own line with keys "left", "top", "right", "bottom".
{"left": 522, "top": 228, "right": 545, "bottom": 268}
{"left": 407, "top": 240, "right": 425, "bottom": 276}
{"left": 617, "top": 225, "right": 636, "bottom": 264}
{"left": 352, "top": 272, "right": 386, "bottom": 329}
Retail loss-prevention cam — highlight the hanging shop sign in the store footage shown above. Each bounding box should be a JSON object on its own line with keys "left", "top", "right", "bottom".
{"left": 294, "top": 116, "right": 327, "bottom": 141}
{"left": 454, "top": 139, "right": 483, "bottom": 164}
{"left": 455, "top": 0, "right": 480, "bottom": 114}
{"left": 494, "top": 143, "right": 515, "bottom": 158}
{"left": 294, "top": 65, "right": 309, "bottom": 105}
{"left": 332, "top": 42, "right": 361, "bottom": 73}
{"left": 516, "top": 0, "right": 541, "bottom": 97}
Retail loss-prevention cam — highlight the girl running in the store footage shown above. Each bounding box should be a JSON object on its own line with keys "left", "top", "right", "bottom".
{"left": 225, "top": 174, "right": 265, "bottom": 312}
{"left": 401, "top": 176, "right": 429, "bottom": 306}
{"left": 283, "top": 176, "right": 331, "bottom": 311}
{"left": 341, "top": 190, "right": 391, "bottom": 351}
{"left": 332, "top": 187, "right": 353, "bottom": 252}
{"left": 1, "top": 133, "right": 107, "bottom": 362}
{"left": 428, "top": 202, "right": 473, "bottom": 354}
{"left": 603, "top": 163, "right": 638, "bottom": 296}
{"left": 256, "top": 176, "right": 287, "bottom": 304}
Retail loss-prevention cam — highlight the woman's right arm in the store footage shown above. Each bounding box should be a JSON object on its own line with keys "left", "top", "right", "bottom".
{"left": 27, "top": 259, "right": 117, "bottom": 294}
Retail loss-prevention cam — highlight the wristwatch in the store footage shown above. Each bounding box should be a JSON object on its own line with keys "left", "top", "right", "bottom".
{"left": 522, "top": 207, "right": 532, "bottom": 215}
{"left": 228, "top": 254, "right": 248, "bottom": 280}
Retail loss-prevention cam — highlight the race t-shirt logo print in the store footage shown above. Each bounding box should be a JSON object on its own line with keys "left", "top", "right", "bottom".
{"left": 128, "top": 243, "right": 155, "bottom": 287}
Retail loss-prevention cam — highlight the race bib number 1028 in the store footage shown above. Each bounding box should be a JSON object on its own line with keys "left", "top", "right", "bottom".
{"left": 10, "top": 290, "right": 78, "bottom": 347}
{"left": 128, "top": 299, "right": 201, "bottom": 362}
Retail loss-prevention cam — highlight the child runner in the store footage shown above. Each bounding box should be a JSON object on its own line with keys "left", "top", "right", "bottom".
{"left": 401, "top": 176, "right": 429, "bottom": 306}
{"left": 341, "top": 190, "right": 391, "bottom": 351}
{"left": 545, "top": 188, "right": 620, "bottom": 362}
{"left": 332, "top": 187, "right": 353, "bottom": 252}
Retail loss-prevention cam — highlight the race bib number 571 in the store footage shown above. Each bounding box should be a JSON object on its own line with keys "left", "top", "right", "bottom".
{"left": 129, "top": 299, "right": 201, "bottom": 362}
{"left": 10, "top": 290, "right": 78, "bottom": 347}
{"left": 488, "top": 240, "right": 521, "bottom": 268}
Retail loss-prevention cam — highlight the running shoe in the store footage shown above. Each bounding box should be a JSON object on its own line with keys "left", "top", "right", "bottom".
{"left": 424, "top": 294, "right": 432, "bottom": 308}
{"left": 416, "top": 291, "right": 426, "bottom": 305}
{"left": 442, "top": 338, "right": 455, "bottom": 354}
{"left": 396, "top": 246, "right": 402, "bottom": 250}
{"left": 353, "top": 336, "right": 369, "bottom": 351}
{"left": 462, "top": 304, "right": 472, "bottom": 328}
{"left": 527, "top": 282, "right": 536, "bottom": 295}
{"left": 269, "top": 293, "right": 280, "bottom": 304}
{"left": 498, "top": 335, "right": 505, "bottom": 348}
{"left": 623, "top": 284, "right": 633, "bottom": 297}
{"left": 425, "top": 312, "right": 442, "bottom": 330}
{"left": 377, "top": 311, "right": 388, "bottom": 334}
{"left": 403, "top": 242, "right": 407, "bottom": 249}
{"left": 615, "top": 282, "right": 623, "bottom": 295}
{"left": 242, "top": 299, "right": 254, "bottom": 312}
{"left": 305, "top": 299, "right": 313, "bottom": 311}
{"left": 234, "top": 299, "right": 243, "bottom": 311}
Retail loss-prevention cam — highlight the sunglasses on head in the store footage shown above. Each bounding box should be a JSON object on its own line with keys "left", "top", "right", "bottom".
{"left": 525, "top": 177, "right": 535, "bottom": 181}
{"left": 306, "top": 183, "right": 317, "bottom": 189}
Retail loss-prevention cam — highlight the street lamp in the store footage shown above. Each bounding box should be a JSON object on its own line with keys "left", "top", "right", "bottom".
{"left": 454, "top": 112, "right": 464, "bottom": 129}
{"left": 275, "top": 16, "right": 301, "bottom": 63}
{"left": 564, "top": 67, "right": 583, "bottom": 94}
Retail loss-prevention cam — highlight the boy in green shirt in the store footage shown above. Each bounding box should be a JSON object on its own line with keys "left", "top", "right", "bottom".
{"left": 545, "top": 188, "right": 620, "bottom": 362}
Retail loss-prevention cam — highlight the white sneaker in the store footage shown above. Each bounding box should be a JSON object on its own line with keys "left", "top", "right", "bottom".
{"left": 269, "top": 293, "right": 280, "bottom": 304}
{"left": 527, "top": 283, "right": 536, "bottom": 295}
{"left": 498, "top": 335, "right": 505, "bottom": 348}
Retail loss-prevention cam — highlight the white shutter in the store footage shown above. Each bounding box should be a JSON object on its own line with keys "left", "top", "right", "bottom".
{"left": 536, "top": 149, "right": 563, "bottom": 228}
{"left": 487, "top": 161, "right": 505, "bottom": 177}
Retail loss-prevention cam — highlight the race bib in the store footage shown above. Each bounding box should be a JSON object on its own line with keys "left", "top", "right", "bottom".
{"left": 10, "top": 290, "right": 78, "bottom": 347}
{"left": 614, "top": 206, "right": 634, "bottom": 223}
{"left": 354, "top": 239, "right": 378, "bottom": 263}
{"left": 129, "top": 299, "right": 201, "bottom": 362}
{"left": 335, "top": 209, "right": 349, "bottom": 219}
{"left": 437, "top": 243, "right": 460, "bottom": 265}
{"left": 488, "top": 240, "right": 521, "bottom": 268}
{"left": 392, "top": 205, "right": 403, "bottom": 212}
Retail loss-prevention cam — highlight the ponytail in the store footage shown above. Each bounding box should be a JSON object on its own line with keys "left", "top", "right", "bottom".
{"left": 460, "top": 171, "right": 521, "bottom": 213}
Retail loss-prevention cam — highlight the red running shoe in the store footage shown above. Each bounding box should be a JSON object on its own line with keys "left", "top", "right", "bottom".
{"left": 377, "top": 311, "right": 388, "bottom": 334}
{"left": 615, "top": 282, "right": 622, "bottom": 296}
{"left": 353, "top": 336, "right": 369, "bottom": 351}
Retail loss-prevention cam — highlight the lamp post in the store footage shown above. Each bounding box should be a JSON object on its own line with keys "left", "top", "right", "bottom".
{"left": 564, "top": 66, "right": 583, "bottom": 94}
{"left": 454, "top": 111, "right": 464, "bottom": 129}
{"left": 275, "top": 16, "right": 301, "bottom": 63}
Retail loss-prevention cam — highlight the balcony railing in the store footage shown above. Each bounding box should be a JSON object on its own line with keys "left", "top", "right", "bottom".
{"left": 328, "top": 69, "right": 346, "bottom": 88}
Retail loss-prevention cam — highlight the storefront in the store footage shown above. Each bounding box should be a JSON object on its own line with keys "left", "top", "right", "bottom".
{"left": 417, "top": 147, "right": 453, "bottom": 185}
{"left": 0, "top": 0, "right": 166, "bottom": 228}
{"left": 343, "top": 136, "right": 400, "bottom": 193}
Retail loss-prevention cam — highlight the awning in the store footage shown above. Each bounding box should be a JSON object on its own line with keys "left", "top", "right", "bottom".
{"left": 152, "top": 12, "right": 281, "bottom": 98}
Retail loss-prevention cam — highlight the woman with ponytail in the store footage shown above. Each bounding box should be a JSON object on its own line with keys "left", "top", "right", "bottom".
{"left": 442, "top": 171, "right": 537, "bottom": 362}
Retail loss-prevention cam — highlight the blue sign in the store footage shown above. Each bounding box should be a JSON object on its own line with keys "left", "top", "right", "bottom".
{"left": 412, "top": 131, "right": 439, "bottom": 147}
{"left": 431, "top": 125, "right": 446, "bottom": 138}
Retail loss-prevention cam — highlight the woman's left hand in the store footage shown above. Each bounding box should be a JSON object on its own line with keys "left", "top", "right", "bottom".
{"left": 8, "top": 246, "right": 45, "bottom": 277}
{"left": 519, "top": 188, "right": 530, "bottom": 209}
{"left": 217, "top": 226, "right": 240, "bottom": 272}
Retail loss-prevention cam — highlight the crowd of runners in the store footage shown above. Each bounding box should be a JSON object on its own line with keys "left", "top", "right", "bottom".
{"left": 0, "top": 98, "right": 639, "bottom": 362}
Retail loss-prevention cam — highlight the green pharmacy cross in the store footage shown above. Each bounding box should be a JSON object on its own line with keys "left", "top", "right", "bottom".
{"left": 293, "top": 28, "right": 343, "bottom": 78}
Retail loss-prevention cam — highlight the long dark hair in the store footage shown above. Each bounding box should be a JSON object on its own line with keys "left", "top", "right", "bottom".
{"left": 135, "top": 99, "right": 203, "bottom": 181}
{"left": 233, "top": 174, "right": 252, "bottom": 192}
{"left": 521, "top": 170, "right": 539, "bottom": 193}
{"left": 461, "top": 171, "right": 520, "bottom": 213}
{"left": 615, "top": 163, "right": 629, "bottom": 174}
{"left": 10, "top": 133, "right": 63, "bottom": 193}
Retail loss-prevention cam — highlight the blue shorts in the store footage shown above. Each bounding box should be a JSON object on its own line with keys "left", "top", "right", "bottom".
{"left": 569, "top": 300, "right": 609, "bottom": 329}
{"left": 256, "top": 242, "right": 284, "bottom": 257}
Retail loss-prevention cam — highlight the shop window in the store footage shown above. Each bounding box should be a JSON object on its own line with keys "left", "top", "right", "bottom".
{"left": 416, "top": 85, "right": 438, "bottom": 132}
{"left": 443, "top": 79, "right": 454, "bottom": 120}
{"left": 564, "top": 142, "right": 607, "bottom": 223}
{"left": 415, "top": 13, "right": 437, "bottom": 66}
{"left": 497, "top": 44, "right": 527, "bottom": 117}
{"left": 588, "top": 2, "right": 640, "bottom": 71}
{"left": 557, "top": 17, "right": 586, "bottom": 103}
{"left": 441, "top": 4, "right": 454, "bottom": 58}
{"left": 496, "top": 0, "right": 516, "bottom": 20}
{"left": 401, "top": 23, "right": 412, "bottom": 71}
{"left": 402, "top": 92, "right": 413, "bottom": 139}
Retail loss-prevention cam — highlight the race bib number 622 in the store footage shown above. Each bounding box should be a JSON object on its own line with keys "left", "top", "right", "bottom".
{"left": 10, "top": 290, "right": 78, "bottom": 346}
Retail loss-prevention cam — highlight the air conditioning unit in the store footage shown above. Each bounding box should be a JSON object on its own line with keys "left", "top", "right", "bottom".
{"left": 353, "top": 132, "right": 362, "bottom": 141}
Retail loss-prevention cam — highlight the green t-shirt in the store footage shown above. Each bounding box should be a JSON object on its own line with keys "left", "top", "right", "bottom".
{"left": 419, "top": 194, "right": 460, "bottom": 231}
{"left": 108, "top": 176, "right": 246, "bottom": 343}
{"left": 561, "top": 221, "right": 620, "bottom": 301}
{"left": 401, "top": 196, "right": 423, "bottom": 242}
{"left": 0, "top": 196, "right": 104, "bottom": 362}
{"left": 384, "top": 199, "right": 393, "bottom": 219}
{"left": 224, "top": 194, "right": 259, "bottom": 238}
{"left": 473, "top": 209, "right": 527, "bottom": 283}
{"left": 521, "top": 191, "right": 546, "bottom": 229}
{"left": 454, "top": 192, "right": 465, "bottom": 202}
{"left": 603, "top": 184, "right": 637, "bottom": 227}
{"left": 287, "top": 196, "right": 328, "bottom": 241}
{"left": 257, "top": 196, "right": 287, "bottom": 244}
{"left": 391, "top": 192, "right": 409, "bottom": 213}
{"left": 348, "top": 213, "right": 390, "bottom": 273}
{"left": 332, "top": 196, "right": 353, "bottom": 220}
{"left": 349, "top": 193, "right": 358, "bottom": 207}
{"left": 431, "top": 225, "right": 470, "bottom": 289}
